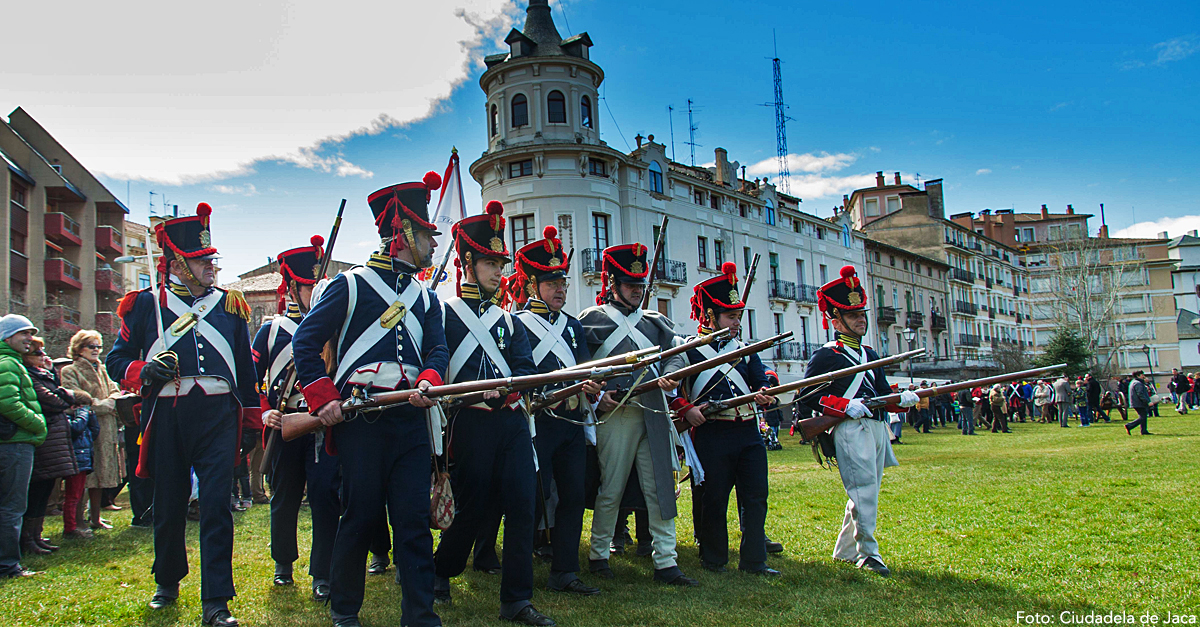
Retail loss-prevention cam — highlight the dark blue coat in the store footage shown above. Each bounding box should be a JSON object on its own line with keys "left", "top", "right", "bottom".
{"left": 679, "top": 330, "right": 771, "bottom": 408}
{"left": 801, "top": 340, "right": 894, "bottom": 421}
{"left": 252, "top": 303, "right": 304, "bottom": 409}
{"left": 513, "top": 302, "right": 591, "bottom": 421}
{"left": 292, "top": 255, "right": 448, "bottom": 411}
{"left": 442, "top": 290, "right": 536, "bottom": 409}
{"left": 68, "top": 406, "right": 100, "bottom": 474}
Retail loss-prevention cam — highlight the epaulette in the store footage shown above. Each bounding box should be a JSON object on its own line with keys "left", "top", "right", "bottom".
{"left": 117, "top": 288, "right": 150, "bottom": 319}
{"left": 223, "top": 289, "right": 252, "bottom": 322}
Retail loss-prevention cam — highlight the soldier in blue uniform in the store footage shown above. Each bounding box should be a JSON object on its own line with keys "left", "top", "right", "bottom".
{"left": 252, "top": 235, "right": 340, "bottom": 602}
{"left": 800, "top": 265, "right": 919, "bottom": 577}
{"left": 505, "top": 225, "right": 604, "bottom": 596}
{"left": 671, "top": 262, "right": 779, "bottom": 576}
{"left": 106, "top": 204, "right": 262, "bottom": 627}
{"left": 291, "top": 172, "right": 448, "bottom": 627}
{"left": 432, "top": 201, "right": 554, "bottom": 627}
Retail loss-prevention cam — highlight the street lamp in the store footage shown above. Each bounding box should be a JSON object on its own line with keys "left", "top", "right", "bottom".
{"left": 1142, "top": 344, "right": 1152, "bottom": 373}
{"left": 903, "top": 326, "right": 917, "bottom": 385}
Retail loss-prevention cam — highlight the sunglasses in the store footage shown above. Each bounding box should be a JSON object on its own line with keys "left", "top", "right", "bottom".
{"left": 86, "top": 344, "right": 103, "bottom": 350}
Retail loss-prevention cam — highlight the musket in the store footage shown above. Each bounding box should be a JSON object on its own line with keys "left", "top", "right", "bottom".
{"left": 281, "top": 364, "right": 633, "bottom": 441}
{"left": 796, "top": 363, "right": 1067, "bottom": 442}
{"left": 641, "top": 215, "right": 670, "bottom": 308}
{"left": 446, "top": 363, "right": 634, "bottom": 411}
{"left": 562, "top": 346, "right": 660, "bottom": 372}
{"left": 531, "top": 329, "right": 732, "bottom": 412}
{"left": 741, "top": 253, "right": 760, "bottom": 304}
{"left": 678, "top": 348, "right": 926, "bottom": 432}
{"left": 605, "top": 331, "right": 792, "bottom": 405}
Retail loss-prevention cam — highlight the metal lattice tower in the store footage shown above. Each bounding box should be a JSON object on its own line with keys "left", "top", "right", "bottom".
{"left": 684, "top": 99, "right": 702, "bottom": 166}
{"left": 770, "top": 39, "right": 791, "bottom": 194}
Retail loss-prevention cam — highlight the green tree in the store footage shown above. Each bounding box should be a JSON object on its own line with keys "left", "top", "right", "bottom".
{"left": 1034, "top": 327, "right": 1092, "bottom": 375}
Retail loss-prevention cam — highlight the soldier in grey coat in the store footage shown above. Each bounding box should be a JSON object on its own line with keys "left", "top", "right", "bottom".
{"left": 579, "top": 243, "right": 698, "bottom": 587}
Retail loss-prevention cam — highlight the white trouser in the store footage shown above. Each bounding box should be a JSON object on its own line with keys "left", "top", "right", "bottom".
{"left": 588, "top": 406, "right": 678, "bottom": 569}
{"left": 832, "top": 417, "right": 897, "bottom": 565}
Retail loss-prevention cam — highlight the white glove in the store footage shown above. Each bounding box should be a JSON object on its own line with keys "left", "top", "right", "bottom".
{"left": 899, "top": 390, "right": 921, "bottom": 408}
{"left": 846, "top": 399, "right": 871, "bottom": 419}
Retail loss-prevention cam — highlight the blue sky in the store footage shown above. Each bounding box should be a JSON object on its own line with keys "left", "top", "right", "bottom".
{"left": 4, "top": 0, "right": 1197, "bottom": 276}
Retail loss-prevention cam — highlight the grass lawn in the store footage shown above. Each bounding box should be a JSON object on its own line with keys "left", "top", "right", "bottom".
{"left": 4, "top": 408, "right": 1198, "bottom": 626}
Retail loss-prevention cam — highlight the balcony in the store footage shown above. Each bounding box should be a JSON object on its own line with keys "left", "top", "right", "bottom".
{"left": 930, "top": 312, "right": 947, "bottom": 330}
{"left": 95, "top": 311, "right": 120, "bottom": 336}
{"left": 951, "top": 268, "right": 975, "bottom": 283}
{"left": 971, "top": 242, "right": 983, "bottom": 251}
{"left": 768, "top": 279, "right": 796, "bottom": 301}
{"left": 95, "top": 225, "right": 123, "bottom": 256}
{"left": 45, "top": 258, "right": 82, "bottom": 289}
{"left": 652, "top": 258, "right": 687, "bottom": 285}
{"left": 953, "top": 300, "right": 978, "bottom": 316}
{"left": 9, "top": 251, "right": 28, "bottom": 284}
{"left": 773, "top": 341, "right": 823, "bottom": 362}
{"left": 958, "top": 333, "right": 982, "bottom": 347}
{"left": 95, "top": 267, "right": 124, "bottom": 294}
{"left": 44, "top": 304, "right": 81, "bottom": 332}
{"left": 945, "top": 237, "right": 969, "bottom": 251}
{"left": 796, "top": 283, "right": 819, "bottom": 304}
{"left": 582, "top": 248, "right": 602, "bottom": 274}
{"left": 45, "top": 212, "right": 82, "bottom": 246}
{"left": 876, "top": 306, "right": 898, "bottom": 325}
{"left": 905, "top": 311, "right": 924, "bottom": 328}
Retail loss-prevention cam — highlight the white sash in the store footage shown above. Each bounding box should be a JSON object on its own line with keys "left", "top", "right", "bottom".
{"left": 157, "top": 289, "right": 238, "bottom": 387}
{"left": 335, "top": 267, "right": 427, "bottom": 385}
{"left": 824, "top": 341, "right": 870, "bottom": 401}
{"left": 266, "top": 316, "right": 298, "bottom": 391}
{"left": 445, "top": 298, "right": 512, "bottom": 382}
{"left": 515, "top": 310, "right": 575, "bottom": 367}
{"left": 689, "top": 339, "right": 751, "bottom": 400}
{"left": 594, "top": 304, "right": 658, "bottom": 376}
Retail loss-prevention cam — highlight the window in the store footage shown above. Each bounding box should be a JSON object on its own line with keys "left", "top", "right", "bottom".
{"left": 547, "top": 90, "right": 566, "bottom": 124}
{"left": 1031, "top": 277, "right": 1051, "bottom": 293}
{"left": 796, "top": 259, "right": 806, "bottom": 284}
{"left": 769, "top": 252, "right": 779, "bottom": 280}
{"left": 697, "top": 237, "right": 708, "bottom": 269}
{"left": 743, "top": 247, "right": 752, "bottom": 269}
{"left": 792, "top": 219, "right": 801, "bottom": 234}
{"left": 1048, "top": 225, "right": 1061, "bottom": 241}
{"left": 886, "top": 196, "right": 900, "bottom": 213}
{"left": 773, "top": 313, "right": 783, "bottom": 334}
{"left": 815, "top": 227, "right": 824, "bottom": 240}
{"left": 511, "top": 94, "right": 529, "bottom": 127}
{"left": 747, "top": 309, "right": 757, "bottom": 340}
{"left": 490, "top": 104, "right": 498, "bottom": 137}
{"left": 889, "top": 255, "right": 895, "bottom": 267}
{"left": 648, "top": 161, "right": 663, "bottom": 194}
{"left": 714, "top": 240, "right": 724, "bottom": 266}
{"left": 139, "top": 273, "right": 151, "bottom": 290}
{"left": 739, "top": 204, "right": 748, "bottom": 218}
{"left": 511, "top": 215, "right": 535, "bottom": 251}
{"left": 1067, "top": 223, "right": 1082, "bottom": 240}
{"left": 819, "top": 264, "right": 828, "bottom": 284}
{"left": 591, "top": 213, "right": 610, "bottom": 250}
{"left": 509, "top": 159, "right": 533, "bottom": 178}
{"left": 694, "top": 190, "right": 704, "bottom": 205}
{"left": 652, "top": 224, "right": 668, "bottom": 257}
{"left": 864, "top": 198, "right": 879, "bottom": 217}
{"left": 588, "top": 159, "right": 607, "bottom": 177}
{"left": 1121, "top": 268, "right": 1147, "bottom": 286}
{"left": 657, "top": 298, "right": 671, "bottom": 317}
{"left": 1022, "top": 228, "right": 1034, "bottom": 242}
{"left": 580, "top": 95, "right": 592, "bottom": 128}
{"left": 710, "top": 195, "right": 720, "bottom": 210}
{"left": 765, "top": 199, "right": 776, "bottom": 226}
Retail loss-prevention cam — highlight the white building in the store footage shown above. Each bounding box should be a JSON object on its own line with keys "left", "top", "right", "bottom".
{"left": 467, "top": 0, "right": 865, "bottom": 378}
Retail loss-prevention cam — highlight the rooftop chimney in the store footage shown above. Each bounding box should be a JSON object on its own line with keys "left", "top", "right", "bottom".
{"left": 1158, "top": 231, "right": 1169, "bottom": 239}
{"left": 876, "top": 171, "right": 885, "bottom": 187}
{"left": 843, "top": 194, "right": 850, "bottom": 207}
{"left": 1040, "top": 204, "right": 1049, "bottom": 219}
{"left": 1066, "top": 204, "right": 1074, "bottom": 214}
{"left": 1191, "top": 229, "right": 1199, "bottom": 237}
{"left": 1098, "top": 224, "right": 1109, "bottom": 239}
{"left": 894, "top": 172, "right": 901, "bottom": 185}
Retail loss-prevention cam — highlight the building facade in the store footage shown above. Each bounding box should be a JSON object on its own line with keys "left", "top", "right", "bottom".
{"left": 1, "top": 108, "right": 128, "bottom": 353}
{"left": 467, "top": 0, "right": 864, "bottom": 379}
{"left": 862, "top": 238, "right": 950, "bottom": 376}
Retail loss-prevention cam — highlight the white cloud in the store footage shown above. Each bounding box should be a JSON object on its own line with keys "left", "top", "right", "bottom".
{"left": 209, "top": 183, "right": 257, "bottom": 196}
{"left": 1049, "top": 101, "right": 1073, "bottom": 112}
{"left": 1118, "top": 35, "right": 1198, "bottom": 70}
{"left": 0, "top": 0, "right": 517, "bottom": 184}
{"left": 744, "top": 151, "right": 913, "bottom": 200}
{"left": 868, "top": 146, "right": 882, "bottom": 153}
{"left": 976, "top": 168, "right": 992, "bottom": 175}
{"left": 1112, "top": 215, "right": 1200, "bottom": 239}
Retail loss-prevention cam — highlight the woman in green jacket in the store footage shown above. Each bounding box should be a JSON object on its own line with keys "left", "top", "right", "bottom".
{"left": 0, "top": 314, "right": 45, "bottom": 579}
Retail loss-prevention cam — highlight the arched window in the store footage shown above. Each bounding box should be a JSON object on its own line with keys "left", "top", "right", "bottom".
{"left": 580, "top": 95, "right": 593, "bottom": 128}
{"left": 648, "top": 161, "right": 663, "bottom": 194}
{"left": 547, "top": 90, "right": 566, "bottom": 124}
{"left": 511, "top": 94, "right": 528, "bottom": 128}
{"left": 490, "top": 104, "right": 498, "bottom": 136}
{"left": 765, "top": 198, "right": 776, "bottom": 226}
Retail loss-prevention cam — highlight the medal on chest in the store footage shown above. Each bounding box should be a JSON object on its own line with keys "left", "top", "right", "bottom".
{"left": 496, "top": 325, "right": 506, "bottom": 350}
{"left": 380, "top": 301, "right": 407, "bottom": 329}
{"left": 568, "top": 326, "right": 577, "bottom": 348}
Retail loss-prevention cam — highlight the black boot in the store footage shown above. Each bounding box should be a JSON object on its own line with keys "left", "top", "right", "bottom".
{"left": 202, "top": 599, "right": 239, "bottom": 627}
{"left": 148, "top": 584, "right": 179, "bottom": 610}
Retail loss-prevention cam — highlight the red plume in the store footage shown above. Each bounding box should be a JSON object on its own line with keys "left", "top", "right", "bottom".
{"left": 196, "top": 202, "right": 212, "bottom": 218}
{"left": 486, "top": 200, "right": 504, "bottom": 216}
{"left": 840, "top": 265, "right": 856, "bottom": 279}
{"left": 543, "top": 225, "right": 557, "bottom": 239}
{"left": 311, "top": 234, "right": 325, "bottom": 247}
{"left": 721, "top": 261, "right": 738, "bottom": 283}
{"left": 423, "top": 170, "right": 442, "bottom": 191}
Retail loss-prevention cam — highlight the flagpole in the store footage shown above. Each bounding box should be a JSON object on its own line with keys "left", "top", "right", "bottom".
{"left": 429, "top": 148, "right": 462, "bottom": 290}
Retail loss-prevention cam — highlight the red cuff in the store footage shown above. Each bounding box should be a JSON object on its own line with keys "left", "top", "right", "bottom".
{"left": 241, "top": 407, "right": 263, "bottom": 430}
{"left": 415, "top": 369, "right": 443, "bottom": 389}
{"left": 819, "top": 395, "right": 849, "bottom": 419}
{"left": 122, "top": 360, "right": 147, "bottom": 390}
{"left": 669, "top": 396, "right": 694, "bottom": 416}
{"left": 260, "top": 394, "right": 273, "bottom": 413}
{"left": 504, "top": 391, "right": 521, "bottom": 407}
{"left": 302, "top": 377, "right": 341, "bottom": 415}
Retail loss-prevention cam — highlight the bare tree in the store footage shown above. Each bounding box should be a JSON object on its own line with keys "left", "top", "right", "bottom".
{"left": 1028, "top": 237, "right": 1151, "bottom": 375}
